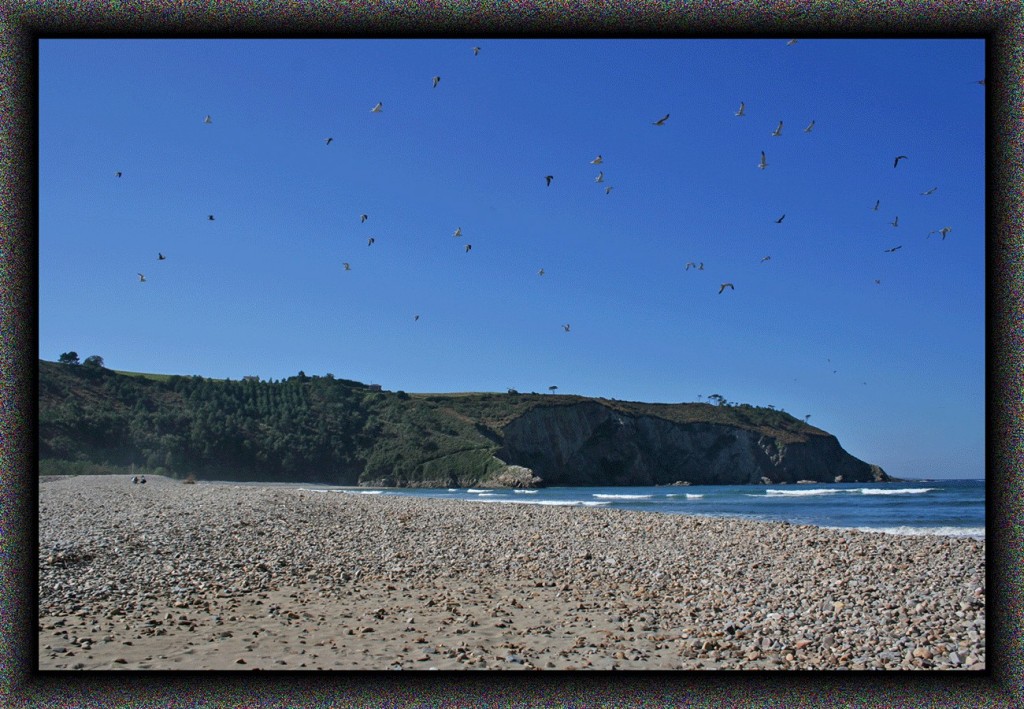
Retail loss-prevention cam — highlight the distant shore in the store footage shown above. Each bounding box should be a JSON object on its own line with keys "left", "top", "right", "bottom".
{"left": 39, "top": 475, "right": 985, "bottom": 670}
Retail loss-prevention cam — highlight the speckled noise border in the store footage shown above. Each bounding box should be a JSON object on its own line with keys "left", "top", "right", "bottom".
{"left": 1, "top": 4, "right": 1020, "bottom": 707}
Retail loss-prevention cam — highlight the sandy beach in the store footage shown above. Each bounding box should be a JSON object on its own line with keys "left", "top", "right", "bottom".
{"left": 38, "top": 475, "right": 985, "bottom": 670}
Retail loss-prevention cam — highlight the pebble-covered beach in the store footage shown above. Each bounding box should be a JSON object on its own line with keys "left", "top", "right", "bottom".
{"left": 38, "top": 475, "right": 986, "bottom": 670}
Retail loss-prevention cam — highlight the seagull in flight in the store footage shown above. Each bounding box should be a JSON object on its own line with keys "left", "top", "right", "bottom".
{"left": 760, "top": 256, "right": 771, "bottom": 263}
{"left": 371, "top": 102, "right": 383, "bottom": 113}
{"left": 928, "top": 226, "right": 953, "bottom": 239}
{"left": 771, "top": 121, "right": 783, "bottom": 137}
{"left": 893, "top": 155, "right": 908, "bottom": 168}
{"left": 115, "top": 171, "right": 122, "bottom": 178}
{"left": 775, "top": 214, "right": 786, "bottom": 224}
{"left": 208, "top": 215, "right": 215, "bottom": 221}
{"left": 803, "top": 120, "right": 815, "bottom": 133}
{"left": 685, "top": 261, "right": 697, "bottom": 271}
{"left": 872, "top": 199, "right": 880, "bottom": 211}
{"left": 361, "top": 214, "right": 368, "bottom": 223}
{"left": 343, "top": 262, "right": 351, "bottom": 271}
{"left": 719, "top": 283, "right": 735, "bottom": 294}
{"left": 698, "top": 262, "right": 704, "bottom": 270}
{"left": 325, "top": 137, "right": 333, "bottom": 145}
{"left": 545, "top": 175, "right": 554, "bottom": 186}
{"left": 758, "top": 151, "right": 768, "bottom": 170}
{"left": 595, "top": 171, "right": 604, "bottom": 183}
{"left": 432, "top": 76, "right": 440, "bottom": 88}
{"left": 465, "top": 244, "right": 472, "bottom": 253}
{"left": 137, "top": 273, "right": 146, "bottom": 282}
{"left": 874, "top": 279, "right": 881, "bottom": 285}
{"left": 563, "top": 323, "right": 571, "bottom": 332}
{"left": 605, "top": 186, "right": 613, "bottom": 194}
{"left": 974, "top": 79, "right": 984, "bottom": 85}
{"left": 158, "top": 253, "right": 166, "bottom": 260}
{"left": 786, "top": 39, "right": 798, "bottom": 46}
{"left": 453, "top": 227, "right": 462, "bottom": 237}
{"left": 920, "top": 187, "right": 938, "bottom": 196}
{"left": 538, "top": 268, "right": 545, "bottom": 276}
{"left": 473, "top": 46, "right": 480, "bottom": 56}
{"left": 368, "top": 237, "right": 375, "bottom": 246}
{"left": 884, "top": 246, "right": 903, "bottom": 253}
{"left": 735, "top": 102, "right": 746, "bottom": 117}
{"left": 652, "top": 114, "right": 670, "bottom": 126}
{"left": 414, "top": 315, "right": 420, "bottom": 321}
{"left": 890, "top": 216, "right": 899, "bottom": 227}
{"left": 203, "top": 115, "right": 212, "bottom": 124}
{"left": 590, "top": 155, "right": 603, "bottom": 164}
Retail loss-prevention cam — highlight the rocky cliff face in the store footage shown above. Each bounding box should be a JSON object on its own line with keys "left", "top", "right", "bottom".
{"left": 495, "top": 402, "right": 888, "bottom": 486}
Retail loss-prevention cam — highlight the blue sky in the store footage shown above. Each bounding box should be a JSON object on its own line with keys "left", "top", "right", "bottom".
{"left": 38, "top": 39, "right": 986, "bottom": 479}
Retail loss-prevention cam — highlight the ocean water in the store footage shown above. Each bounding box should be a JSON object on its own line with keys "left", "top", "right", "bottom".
{"left": 285, "top": 478, "right": 985, "bottom": 540}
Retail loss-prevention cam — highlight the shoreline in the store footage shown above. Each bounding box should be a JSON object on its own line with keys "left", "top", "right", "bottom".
{"left": 39, "top": 475, "right": 985, "bottom": 670}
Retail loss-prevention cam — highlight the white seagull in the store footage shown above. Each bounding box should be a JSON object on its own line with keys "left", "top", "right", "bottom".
{"left": 343, "top": 262, "right": 351, "bottom": 270}
{"left": 473, "top": 46, "right": 480, "bottom": 56}
{"left": 465, "top": 244, "right": 472, "bottom": 252}
{"left": 432, "top": 76, "right": 441, "bottom": 88}
{"left": 735, "top": 101, "right": 746, "bottom": 117}
{"left": 803, "top": 120, "right": 815, "bottom": 133}
{"left": 538, "top": 268, "right": 545, "bottom": 276}
{"left": 368, "top": 237, "right": 375, "bottom": 246}
{"left": 137, "top": 273, "right": 146, "bottom": 282}
{"left": 563, "top": 324, "right": 571, "bottom": 332}
{"left": 361, "top": 214, "right": 368, "bottom": 223}
{"left": 595, "top": 171, "right": 604, "bottom": 183}
{"left": 453, "top": 227, "right": 462, "bottom": 237}
{"left": 590, "top": 155, "right": 603, "bottom": 164}
{"left": 771, "top": 121, "right": 783, "bottom": 137}
{"left": 325, "top": 137, "right": 333, "bottom": 145}
{"left": 719, "top": 283, "right": 735, "bottom": 294}
{"left": 760, "top": 256, "right": 772, "bottom": 263}
{"left": 786, "top": 39, "right": 798, "bottom": 46}
{"left": 203, "top": 115, "right": 212, "bottom": 124}
{"left": 920, "top": 187, "right": 938, "bottom": 196}
{"left": 371, "top": 102, "right": 383, "bottom": 113}
{"left": 928, "top": 226, "right": 953, "bottom": 239}
{"left": 758, "top": 151, "right": 768, "bottom": 170}
{"left": 890, "top": 216, "right": 899, "bottom": 227}
{"left": 605, "top": 186, "right": 613, "bottom": 194}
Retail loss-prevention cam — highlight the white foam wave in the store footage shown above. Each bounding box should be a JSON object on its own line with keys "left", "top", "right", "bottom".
{"left": 343, "top": 490, "right": 383, "bottom": 495}
{"left": 858, "top": 488, "right": 937, "bottom": 495}
{"left": 828, "top": 525, "right": 985, "bottom": 539}
{"left": 471, "top": 498, "right": 612, "bottom": 507}
{"left": 447, "top": 488, "right": 459, "bottom": 492}
{"left": 763, "top": 489, "right": 840, "bottom": 497}
{"left": 513, "top": 489, "right": 539, "bottom": 494}
{"left": 467, "top": 488, "right": 489, "bottom": 493}
{"left": 592, "top": 494, "right": 655, "bottom": 500}
{"left": 685, "top": 493, "right": 705, "bottom": 499}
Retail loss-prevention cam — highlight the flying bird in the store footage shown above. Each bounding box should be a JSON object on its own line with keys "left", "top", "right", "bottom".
{"left": 432, "top": 76, "right": 440, "bottom": 88}
{"left": 414, "top": 315, "right": 420, "bottom": 321}
{"left": 874, "top": 279, "right": 881, "bottom": 285}
{"left": 786, "top": 39, "right": 798, "bottom": 46}
{"left": 735, "top": 102, "right": 746, "bottom": 117}
{"left": 208, "top": 215, "right": 215, "bottom": 221}
{"left": 595, "top": 171, "right": 604, "bottom": 183}
{"left": 698, "top": 262, "right": 704, "bottom": 270}
{"left": 872, "top": 199, "right": 880, "bottom": 211}
{"left": 590, "top": 155, "right": 603, "bottom": 164}
{"left": 920, "top": 187, "right": 938, "bottom": 196}
{"left": 538, "top": 268, "right": 545, "bottom": 276}
{"left": 453, "top": 227, "right": 462, "bottom": 237}
{"left": 605, "top": 186, "right": 613, "bottom": 194}
{"left": 137, "top": 273, "right": 146, "bottom": 282}
{"left": 974, "top": 79, "right": 985, "bottom": 85}
{"left": 685, "top": 261, "right": 697, "bottom": 271}
{"left": 368, "top": 237, "right": 375, "bottom": 246}
{"left": 890, "top": 216, "right": 899, "bottom": 227}
{"left": 325, "top": 137, "right": 333, "bottom": 145}
{"left": 465, "top": 244, "right": 472, "bottom": 252}
{"left": 361, "top": 214, "right": 368, "bottom": 223}
{"left": 473, "top": 46, "right": 480, "bottom": 56}
{"left": 115, "top": 171, "right": 122, "bottom": 178}
{"left": 894, "top": 155, "right": 908, "bottom": 168}
{"left": 371, "top": 102, "right": 383, "bottom": 113}
{"left": 719, "top": 283, "right": 735, "bottom": 294}
{"left": 758, "top": 151, "right": 768, "bottom": 170}
{"left": 545, "top": 175, "right": 553, "bottom": 186}
{"left": 158, "top": 253, "right": 166, "bottom": 260}
{"left": 928, "top": 226, "right": 953, "bottom": 239}
{"left": 652, "top": 114, "right": 670, "bottom": 126}
{"left": 775, "top": 214, "right": 786, "bottom": 224}
{"left": 803, "top": 120, "right": 815, "bottom": 133}
{"left": 771, "top": 121, "right": 783, "bottom": 137}
{"left": 343, "top": 262, "right": 351, "bottom": 271}
{"left": 760, "top": 256, "right": 771, "bottom": 263}
{"left": 884, "top": 246, "right": 903, "bottom": 253}
{"left": 203, "top": 115, "right": 212, "bottom": 124}
{"left": 563, "top": 324, "right": 571, "bottom": 332}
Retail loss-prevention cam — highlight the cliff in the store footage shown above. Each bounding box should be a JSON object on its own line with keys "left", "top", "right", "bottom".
{"left": 37, "top": 360, "right": 889, "bottom": 487}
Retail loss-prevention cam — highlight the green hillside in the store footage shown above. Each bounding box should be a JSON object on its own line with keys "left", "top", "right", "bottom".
{"left": 38, "top": 360, "right": 822, "bottom": 485}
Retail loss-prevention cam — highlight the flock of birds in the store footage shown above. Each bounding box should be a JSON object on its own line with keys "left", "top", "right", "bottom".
{"left": 122, "top": 42, "right": 977, "bottom": 341}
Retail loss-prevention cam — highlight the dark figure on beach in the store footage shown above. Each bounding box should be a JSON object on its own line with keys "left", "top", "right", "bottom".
{"left": 139, "top": 476, "right": 147, "bottom": 484}
{"left": 131, "top": 476, "right": 138, "bottom": 484}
